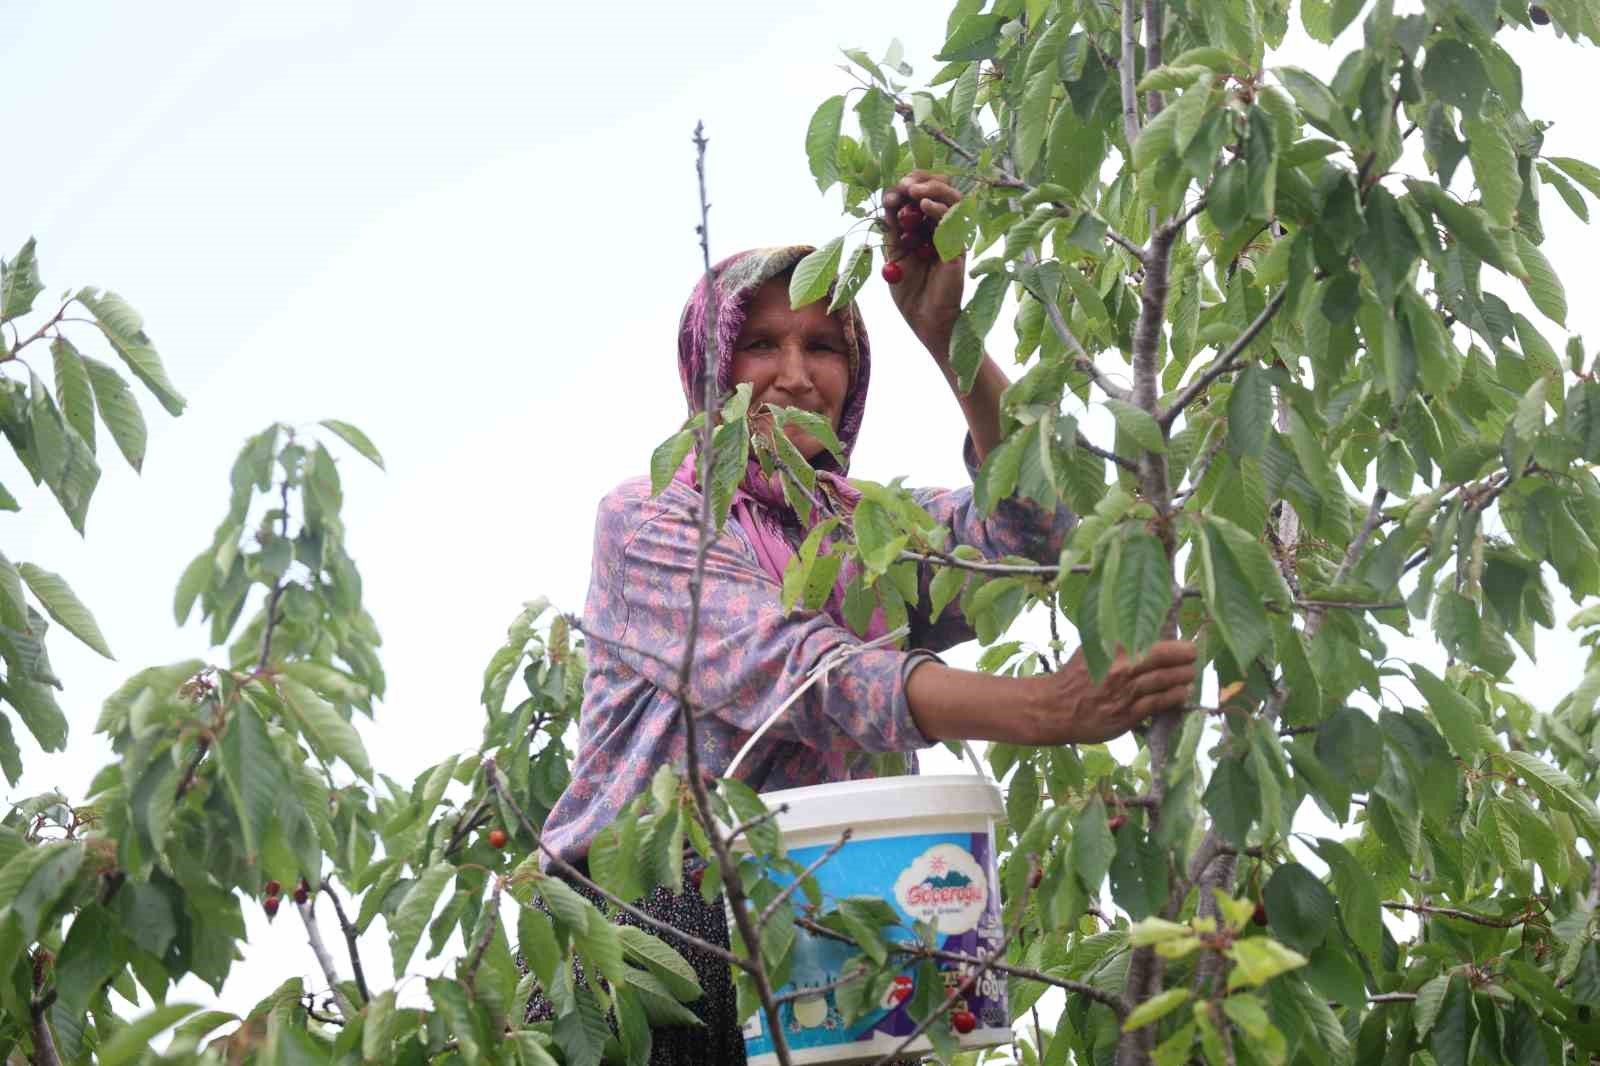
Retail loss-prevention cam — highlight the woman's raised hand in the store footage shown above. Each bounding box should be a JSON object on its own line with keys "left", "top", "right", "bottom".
{"left": 881, "top": 171, "right": 967, "bottom": 360}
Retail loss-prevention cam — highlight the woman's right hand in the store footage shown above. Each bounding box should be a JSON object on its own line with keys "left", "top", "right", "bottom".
{"left": 905, "top": 640, "right": 1199, "bottom": 747}
{"left": 1028, "top": 641, "right": 1198, "bottom": 745}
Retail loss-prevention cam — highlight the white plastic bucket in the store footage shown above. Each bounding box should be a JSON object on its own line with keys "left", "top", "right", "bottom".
{"left": 736, "top": 773, "right": 1011, "bottom": 1066}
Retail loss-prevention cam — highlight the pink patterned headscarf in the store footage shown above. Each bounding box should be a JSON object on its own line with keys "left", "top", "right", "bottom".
{"left": 673, "top": 247, "right": 885, "bottom": 638}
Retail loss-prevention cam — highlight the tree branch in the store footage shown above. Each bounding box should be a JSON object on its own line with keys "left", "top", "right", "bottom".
{"left": 465, "top": 876, "right": 505, "bottom": 994}
{"left": 29, "top": 957, "right": 60, "bottom": 1066}
{"left": 1025, "top": 249, "right": 1134, "bottom": 402}
{"left": 757, "top": 830, "right": 851, "bottom": 930}
{"left": 899, "top": 548, "right": 1081, "bottom": 579}
{"left": 1157, "top": 287, "right": 1289, "bottom": 430}
{"left": 1143, "top": 0, "right": 1165, "bottom": 120}
{"left": 1119, "top": 0, "right": 1142, "bottom": 149}
{"left": 484, "top": 757, "right": 747, "bottom": 969}
{"left": 319, "top": 878, "right": 371, "bottom": 1005}
{"left": 1381, "top": 900, "right": 1535, "bottom": 928}
{"left": 1076, "top": 432, "right": 1140, "bottom": 472}
{"left": 792, "top": 915, "right": 1126, "bottom": 1016}
{"left": 1331, "top": 489, "right": 1388, "bottom": 588}
{"left": 297, "top": 895, "right": 356, "bottom": 1021}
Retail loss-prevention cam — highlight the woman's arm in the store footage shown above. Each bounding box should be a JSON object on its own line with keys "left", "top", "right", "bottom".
{"left": 905, "top": 642, "right": 1198, "bottom": 746}
{"left": 881, "top": 171, "right": 1007, "bottom": 462}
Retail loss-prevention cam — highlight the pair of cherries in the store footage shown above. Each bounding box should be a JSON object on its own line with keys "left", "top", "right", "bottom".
{"left": 881, "top": 196, "right": 939, "bottom": 285}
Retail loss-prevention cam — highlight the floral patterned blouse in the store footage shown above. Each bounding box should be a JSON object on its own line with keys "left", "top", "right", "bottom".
{"left": 540, "top": 438, "right": 1073, "bottom": 866}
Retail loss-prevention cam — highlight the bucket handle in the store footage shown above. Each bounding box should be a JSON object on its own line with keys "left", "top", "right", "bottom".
{"left": 723, "top": 626, "right": 987, "bottom": 782}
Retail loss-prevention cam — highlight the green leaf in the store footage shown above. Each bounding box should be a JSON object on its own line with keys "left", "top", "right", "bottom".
{"left": 1464, "top": 113, "right": 1521, "bottom": 227}
{"left": 1502, "top": 750, "right": 1600, "bottom": 841}
{"left": 1274, "top": 67, "right": 1349, "bottom": 141}
{"left": 390, "top": 864, "right": 455, "bottom": 978}
{"left": 929, "top": 565, "right": 967, "bottom": 623}
{"left": 1410, "top": 664, "right": 1487, "bottom": 761}
{"left": 217, "top": 702, "right": 288, "bottom": 861}
{"left": 934, "top": 194, "right": 978, "bottom": 261}
{"left": 1227, "top": 364, "right": 1273, "bottom": 458}
{"left": 1356, "top": 185, "right": 1420, "bottom": 306}
{"left": 1412, "top": 974, "right": 1451, "bottom": 1040}
{"left": 936, "top": 13, "right": 1006, "bottom": 61}
{"left": 16, "top": 562, "right": 112, "bottom": 659}
{"left": 1547, "top": 155, "right": 1600, "bottom": 199}
{"left": 617, "top": 925, "right": 701, "bottom": 1002}
{"left": 0, "top": 553, "right": 27, "bottom": 635}
{"left": 1110, "top": 529, "right": 1171, "bottom": 658}
{"left": 1422, "top": 38, "right": 1488, "bottom": 112}
{"left": 1, "top": 238, "right": 44, "bottom": 321}
{"left": 1104, "top": 399, "right": 1167, "bottom": 453}
{"left": 75, "top": 288, "right": 186, "bottom": 416}
{"left": 827, "top": 244, "right": 873, "bottom": 314}
{"left": 789, "top": 238, "right": 844, "bottom": 309}
{"left": 1513, "top": 231, "right": 1566, "bottom": 326}
{"left": 707, "top": 419, "right": 749, "bottom": 529}
{"left": 1198, "top": 521, "right": 1271, "bottom": 667}
{"left": 805, "top": 95, "right": 845, "bottom": 191}
{"left": 649, "top": 429, "right": 694, "bottom": 496}
{"left": 1226, "top": 938, "right": 1308, "bottom": 990}
{"left": 1204, "top": 756, "right": 1260, "bottom": 847}
{"left": 1070, "top": 794, "right": 1116, "bottom": 890}
{"left": 319, "top": 419, "right": 385, "bottom": 470}
{"left": 1123, "top": 988, "right": 1191, "bottom": 1031}
{"left": 276, "top": 677, "right": 373, "bottom": 780}
{"left": 50, "top": 338, "right": 95, "bottom": 450}
{"left": 1428, "top": 976, "right": 1473, "bottom": 1066}
{"left": 79, "top": 354, "right": 147, "bottom": 471}
{"left": 1261, "top": 864, "right": 1334, "bottom": 955}
{"left": 98, "top": 1004, "right": 203, "bottom": 1066}
{"left": 1314, "top": 839, "right": 1380, "bottom": 959}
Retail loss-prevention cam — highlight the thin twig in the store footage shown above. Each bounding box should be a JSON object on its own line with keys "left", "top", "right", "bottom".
{"left": 444, "top": 799, "right": 493, "bottom": 858}
{"left": 727, "top": 805, "right": 790, "bottom": 845}
{"left": 865, "top": 876, "right": 1038, "bottom": 1066}
{"left": 465, "top": 877, "right": 506, "bottom": 994}
{"left": 319, "top": 878, "right": 371, "bottom": 1005}
{"left": 685, "top": 122, "right": 795, "bottom": 1066}
{"left": 484, "top": 758, "right": 746, "bottom": 968}
{"left": 1158, "top": 288, "right": 1290, "bottom": 429}
{"left": 1331, "top": 489, "right": 1388, "bottom": 588}
{"left": 1076, "top": 432, "right": 1140, "bottom": 472}
{"left": 297, "top": 895, "right": 356, "bottom": 1021}
{"left": 792, "top": 916, "right": 1127, "bottom": 1017}
{"left": 899, "top": 549, "right": 1076, "bottom": 579}
{"left": 1380, "top": 900, "right": 1534, "bottom": 928}
{"left": 257, "top": 475, "right": 294, "bottom": 668}
{"left": 29, "top": 955, "right": 61, "bottom": 1066}
{"left": 757, "top": 830, "right": 851, "bottom": 929}
{"left": 772, "top": 965, "right": 871, "bottom": 1006}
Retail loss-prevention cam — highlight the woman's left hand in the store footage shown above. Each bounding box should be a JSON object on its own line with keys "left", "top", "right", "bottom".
{"left": 881, "top": 171, "right": 967, "bottom": 362}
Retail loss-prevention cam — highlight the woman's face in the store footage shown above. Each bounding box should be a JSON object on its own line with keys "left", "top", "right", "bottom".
{"left": 729, "top": 277, "right": 852, "bottom": 460}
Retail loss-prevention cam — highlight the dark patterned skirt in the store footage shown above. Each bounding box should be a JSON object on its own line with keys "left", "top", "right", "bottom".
{"left": 526, "top": 861, "right": 922, "bottom": 1065}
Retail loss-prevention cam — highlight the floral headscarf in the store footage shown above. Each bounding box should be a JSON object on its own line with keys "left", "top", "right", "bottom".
{"left": 672, "top": 247, "right": 884, "bottom": 638}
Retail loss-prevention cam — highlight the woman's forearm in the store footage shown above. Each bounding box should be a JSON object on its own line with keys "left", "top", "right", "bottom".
{"left": 904, "top": 642, "right": 1200, "bottom": 749}
{"left": 905, "top": 662, "right": 1048, "bottom": 745}
{"left": 925, "top": 344, "right": 1009, "bottom": 463}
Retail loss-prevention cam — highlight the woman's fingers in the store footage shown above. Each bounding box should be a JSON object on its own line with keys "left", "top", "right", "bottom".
{"left": 1129, "top": 664, "right": 1197, "bottom": 697}
{"left": 1131, "top": 685, "right": 1193, "bottom": 720}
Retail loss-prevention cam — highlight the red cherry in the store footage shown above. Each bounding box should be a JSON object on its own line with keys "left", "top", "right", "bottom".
{"left": 264, "top": 896, "right": 280, "bottom": 917}
{"left": 1530, "top": 4, "right": 1550, "bottom": 24}
{"left": 882, "top": 261, "right": 904, "bottom": 285}
{"left": 951, "top": 1010, "right": 977, "bottom": 1034}
{"left": 488, "top": 829, "right": 508, "bottom": 849}
{"left": 915, "top": 242, "right": 938, "bottom": 261}
{"left": 293, "top": 879, "right": 310, "bottom": 905}
{"left": 1029, "top": 866, "right": 1043, "bottom": 889}
{"left": 1107, "top": 814, "right": 1128, "bottom": 833}
{"left": 897, "top": 205, "right": 925, "bottom": 232}
{"left": 1253, "top": 903, "right": 1269, "bottom": 927}
{"left": 690, "top": 866, "right": 706, "bottom": 890}
{"left": 264, "top": 880, "right": 282, "bottom": 898}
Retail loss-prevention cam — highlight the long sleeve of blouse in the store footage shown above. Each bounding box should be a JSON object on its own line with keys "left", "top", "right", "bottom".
{"left": 539, "top": 439, "right": 1074, "bottom": 866}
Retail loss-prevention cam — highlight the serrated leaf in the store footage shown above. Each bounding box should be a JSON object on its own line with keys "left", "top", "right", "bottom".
{"left": 1104, "top": 399, "right": 1167, "bottom": 453}
{"left": 16, "top": 563, "right": 111, "bottom": 659}
{"left": 805, "top": 95, "right": 845, "bottom": 191}
{"left": 1412, "top": 974, "right": 1450, "bottom": 1040}
{"left": 1226, "top": 938, "right": 1308, "bottom": 990}
{"left": 50, "top": 338, "right": 95, "bottom": 450}
{"left": 649, "top": 429, "right": 694, "bottom": 496}
{"left": 76, "top": 288, "right": 186, "bottom": 416}
{"left": 276, "top": 677, "right": 373, "bottom": 780}
{"left": 1262, "top": 864, "right": 1333, "bottom": 955}
{"left": 1124, "top": 987, "right": 1191, "bottom": 1031}
{"left": 98, "top": 1004, "right": 203, "bottom": 1066}
{"left": 1548, "top": 155, "right": 1600, "bottom": 199}
{"left": 1111, "top": 529, "right": 1170, "bottom": 658}
{"left": 1410, "top": 664, "right": 1487, "bottom": 761}
{"left": 78, "top": 354, "right": 147, "bottom": 471}
{"left": 319, "top": 419, "right": 385, "bottom": 470}
{"left": 827, "top": 244, "right": 872, "bottom": 314}
{"left": 390, "top": 864, "right": 455, "bottom": 978}
{"left": 1, "top": 238, "right": 44, "bottom": 321}
{"left": 1513, "top": 231, "right": 1566, "bottom": 326}
{"left": 1464, "top": 113, "right": 1521, "bottom": 227}
{"left": 789, "top": 238, "right": 844, "bottom": 309}
{"left": 617, "top": 925, "right": 701, "bottom": 1002}
{"left": 934, "top": 194, "right": 977, "bottom": 261}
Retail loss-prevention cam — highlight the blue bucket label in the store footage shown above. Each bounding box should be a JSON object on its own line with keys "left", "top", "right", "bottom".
{"left": 744, "top": 829, "right": 1007, "bottom": 1060}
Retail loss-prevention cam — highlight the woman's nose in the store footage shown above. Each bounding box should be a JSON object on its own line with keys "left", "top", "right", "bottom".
{"left": 773, "top": 345, "right": 814, "bottom": 393}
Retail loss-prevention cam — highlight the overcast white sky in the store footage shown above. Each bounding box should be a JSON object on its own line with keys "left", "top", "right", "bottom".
{"left": 5, "top": 0, "right": 1598, "bottom": 1030}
